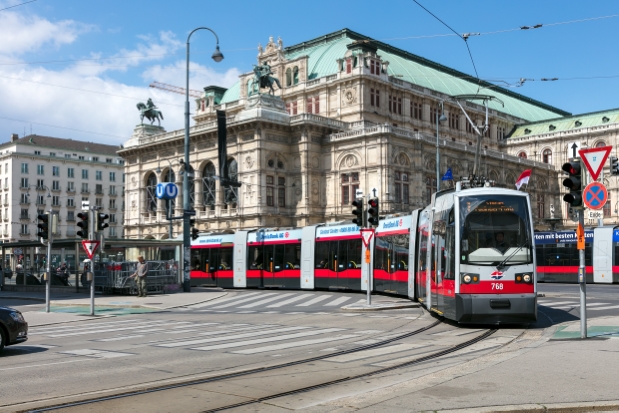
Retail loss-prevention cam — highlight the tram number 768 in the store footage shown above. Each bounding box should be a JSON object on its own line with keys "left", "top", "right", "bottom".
{"left": 491, "top": 283, "right": 504, "bottom": 290}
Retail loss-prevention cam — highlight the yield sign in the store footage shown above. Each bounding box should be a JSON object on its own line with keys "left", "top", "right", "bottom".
{"left": 360, "top": 228, "right": 375, "bottom": 248}
{"left": 82, "top": 240, "right": 100, "bottom": 260}
{"left": 583, "top": 182, "right": 608, "bottom": 210}
{"left": 579, "top": 146, "right": 612, "bottom": 181}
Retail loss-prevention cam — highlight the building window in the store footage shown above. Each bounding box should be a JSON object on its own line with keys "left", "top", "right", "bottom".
{"left": 67, "top": 198, "right": 74, "bottom": 207}
{"left": 341, "top": 172, "right": 360, "bottom": 205}
{"left": 426, "top": 176, "right": 437, "bottom": 205}
{"left": 37, "top": 165, "right": 44, "bottom": 175}
{"left": 497, "top": 126, "right": 506, "bottom": 141}
{"left": 95, "top": 198, "right": 103, "bottom": 207}
{"left": 20, "top": 224, "right": 28, "bottom": 235}
{"left": 50, "top": 152, "right": 56, "bottom": 157}
{"left": 20, "top": 193, "right": 29, "bottom": 204}
{"left": 370, "top": 88, "right": 380, "bottom": 107}
{"left": 34, "top": 150, "right": 41, "bottom": 155}
{"left": 306, "top": 96, "right": 319, "bottom": 114}
{"left": 52, "top": 166, "right": 59, "bottom": 176}
{"left": 266, "top": 175, "right": 274, "bottom": 206}
{"left": 293, "top": 66, "right": 299, "bottom": 85}
{"left": 110, "top": 213, "right": 116, "bottom": 223}
{"left": 538, "top": 194, "right": 545, "bottom": 219}
{"left": 202, "top": 163, "right": 215, "bottom": 209}
{"left": 96, "top": 171, "right": 102, "bottom": 180}
{"left": 285, "top": 67, "right": 292, "bottom": 86}
{"left": 410, "top": 100, "right": 422, "bottom": 120}
{"left": 67, "top": 211, "right": 75, "bottom": 221}
{"left": 449, "top": 112, "right": 459, "bottom": 130}
{"left": 388, "top": 96, "right": 402, "bottom": 115}
{"left": 110, "top": 199, "right": 116, "bottom": 209}
{"left": 36, "top": 195, "right": 44, "bottom": 205}
{"left": 146, "top": 173, "right": 157, "bottom": 212}
{"left": 21, "top": 177, "right": 28, "bottom": 188}
{"left": 109, "top": 172, "right": 116, "bottom": 182}
{"left": 285, "top": 101, "right": 298, "bottom": 115}
{"left": 394, "top": 172, "right": 410, "bottom": 204}
{"left": 95, "top": 184, "right": 102, "bottom": 194}
{"left": 36, "top": 179, "right": 44, "bottom": 189}
{"left": 346, "top": 58, "right": 352, "bottom": 74}
{"left": 92, "top": 157, "right": 99, "bottom": 162}
{"left": 67, "top": 181, "right": 74, "bottom": 192}
{"left": 21, "top": 163, "right": 28, "bottom": 174}
{"left": 278, "top": 177, "right": 286, "bottom": 207}
{"left": 65, "top": 154, "right": 71, "bottom": 158}
{"left": 52, "top": 180, "right": 60, "bottom": 191}
{"left": 20, "top": 208, "right": 28, "bottom": 219}
{"left": 542, "top": 149, "right": 552, "bottom": 164}
{"left": 517, "top": 152, "right": 527, "bottom": 159}
{"left": 370, "top": 59, "right": 381, "bottom": 75}
{"left": 82, "top": 169, "right": 88, "bottom": 179}
{"left": 596, "top": 141, "right": 607, "bottom": 148}
{"left": 604, "top": 197, "right": 611, "bottom": 218}
{"left": 68, "top": 167, "right": 74, "bottom": 178}
{"left": 52, "top": 196, "right": 60, "bottom": 206}
{"left": 106, "top": 158, "right": 112, "bottom": 163}
{"left": 109, "top": 185, "right": 116, "bottom": 196}
{"left": 81, "top": 183, "right": 89, "bottom": 193}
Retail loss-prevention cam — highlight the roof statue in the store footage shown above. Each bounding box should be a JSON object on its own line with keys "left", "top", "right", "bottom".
{"left": 250, "top": 61, "right": 282, "bottom": 96}
{"left": 277, "top": 36, "right": 283, "bottom": 50}
{"left": 136, "top": 98, "right": 164, "bottom": 126}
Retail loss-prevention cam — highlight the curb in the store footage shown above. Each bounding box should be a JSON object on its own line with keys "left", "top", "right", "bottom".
{"left": 429, "top": 400, "right": 619, "bottom": 413}
{"left": 0, "top": 295, "right": 46, "bottom": 302}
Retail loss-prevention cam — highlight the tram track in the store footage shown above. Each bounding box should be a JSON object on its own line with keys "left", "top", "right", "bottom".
{"left": 23, "top": 319, "right": 444, "bottom": 412}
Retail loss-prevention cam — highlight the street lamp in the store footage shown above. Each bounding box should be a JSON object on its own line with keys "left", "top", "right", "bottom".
{"left": 435, "top": 101, "right": 447, "bottom": 192}
{"left": 183, "top": 27, "right": 223, "bottom": 292}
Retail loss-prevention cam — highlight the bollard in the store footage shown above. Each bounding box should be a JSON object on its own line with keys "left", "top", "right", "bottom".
{"left": 87, "top": 272, "right": 94, "bottom": 316}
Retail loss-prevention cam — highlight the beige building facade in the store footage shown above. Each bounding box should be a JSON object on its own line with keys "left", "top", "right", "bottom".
{"left": 120, "top": 29, "right": 590, "bottom": 239}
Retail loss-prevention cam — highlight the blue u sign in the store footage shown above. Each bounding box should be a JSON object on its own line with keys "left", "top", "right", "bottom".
{"left": 156, "top": 183, "right": 178, "bottom": 200}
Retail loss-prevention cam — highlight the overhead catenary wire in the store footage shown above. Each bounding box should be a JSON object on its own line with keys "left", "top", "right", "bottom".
{"left": 0, "top": 0, "right": 37, "bottom": 12}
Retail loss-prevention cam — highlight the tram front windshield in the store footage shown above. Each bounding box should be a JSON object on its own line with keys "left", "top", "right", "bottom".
{"left": 460, "top": 195, "right": 532, "bottom": 266}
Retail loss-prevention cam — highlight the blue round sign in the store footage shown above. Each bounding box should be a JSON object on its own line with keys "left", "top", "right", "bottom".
{"left": 156, "top": 183, "right": 178, "bottom": 200}
{"left": 583, "top": 182, "right": 607, "bottom": 210}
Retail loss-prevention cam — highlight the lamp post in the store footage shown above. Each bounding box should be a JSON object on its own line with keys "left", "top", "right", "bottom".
{"left": 435, "top": 101, "right": 447, "bottom": 191}
{"left": 183, "top": 27, "right": 223, "bottom": 292}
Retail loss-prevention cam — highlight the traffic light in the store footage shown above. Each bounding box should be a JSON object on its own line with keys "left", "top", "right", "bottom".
{"left": 610, "top": 156, "right": 619, "bottom": 176}
{"left": 561, "top": 159, "right": 583, "bottom": 209}
{"left": 77, "top": 212, "right": 89, "bottom": 239}
{"left": 190, "top": 218, "right": 199, "bottom": 240}
{"left": 352, "top": 198, "right": 364, "bottom": 227}
{"left": 96, "top": 213, "right": 109, "bottom": 231}
{"left": 37, "top": 213, "right": 49, "bottom": 240}
{"left": 368, "top": 197, "right": 380, "bottom": 226}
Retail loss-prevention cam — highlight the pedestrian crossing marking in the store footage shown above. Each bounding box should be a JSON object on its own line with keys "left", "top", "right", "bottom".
{"left": 210, "top": 293, "right": 278, "bottom": 309}
{"left": 325, "top": 296, "right": 352, "bottom": 306}
{"left": 189, "top": 292, "right": 262, "bottom": 309}
{"left": 267, "top": 293, "right": 315, "bottom": 308}
{"left": 296, "top": 295, "right": 332, "bottom": 307}
{"left": 156, "top": 326, "right": 311, "bottom": 348}
{"left": 237, "top": 293, "right": 296, "bottom": 308}
{"left": 60, "top": 349, "right": 133, "bottom": 359}
{"left": 588, "top": 305, "right": 619, "bottom": 311}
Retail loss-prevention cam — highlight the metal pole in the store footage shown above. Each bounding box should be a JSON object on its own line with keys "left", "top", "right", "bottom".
{"left": 579, "top": 210, "right": 587, "bottom": 338}
{"left": 366, "top": 193, "right": 372, "bottom": 306}
{"left": 89, "top": 208, "right": 95, "bottom": 316}
{"left": 436, "top": 109, "right": 440, "bottom": 192}
{"left": 45, "top": 238, "right": 51, "bottom": 313}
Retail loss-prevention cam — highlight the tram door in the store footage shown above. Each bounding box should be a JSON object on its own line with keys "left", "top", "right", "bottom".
{"left": 262, "top": 246, "right": 276, "bottom": 286}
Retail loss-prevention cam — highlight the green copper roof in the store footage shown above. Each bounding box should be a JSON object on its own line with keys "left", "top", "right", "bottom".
{"left": 221, "top": 29, "right": 571, "bottom": 122}
{"left": 220, "top": 80, "right": 240, "bottom": 104}
{"left": 509, "top": 108, "right": 619, "bottom": 138}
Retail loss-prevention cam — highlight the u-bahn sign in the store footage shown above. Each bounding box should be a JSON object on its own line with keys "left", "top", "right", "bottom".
{"left": 156, "top": 183, "right": 178, "bottom": 200}
{"left": 583, "top": 182, "right": 608, "bottom": 210}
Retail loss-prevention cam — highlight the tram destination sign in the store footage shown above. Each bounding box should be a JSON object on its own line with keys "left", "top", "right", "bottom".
{"left": 473, "top": 201, "right": 515, "bottom": 214}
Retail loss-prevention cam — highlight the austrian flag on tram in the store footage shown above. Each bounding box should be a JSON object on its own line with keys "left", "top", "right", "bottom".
{"left": 515, "top": 169, "right": 532, "bottom": 190}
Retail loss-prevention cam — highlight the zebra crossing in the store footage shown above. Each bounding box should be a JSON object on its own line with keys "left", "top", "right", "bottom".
{"left": 538, "top": 299, "right": 619, "bottom": 311}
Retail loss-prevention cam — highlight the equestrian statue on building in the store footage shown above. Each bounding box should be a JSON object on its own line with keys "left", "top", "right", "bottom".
{"left": 136, "top": 98, "right": 164, "bottom": 126}
{"left": 250, "top": 61, "right": 282, "bottom": 96}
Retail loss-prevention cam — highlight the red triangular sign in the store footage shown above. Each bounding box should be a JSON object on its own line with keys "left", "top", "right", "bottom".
{"left": 360, "top": 229, "right": 374, "bottom": 248}
{"left": 82, "top": 240, "right": 100, "bottom": 260}
{"left": 579, "top": 146, "right": 612, "bottom": 181}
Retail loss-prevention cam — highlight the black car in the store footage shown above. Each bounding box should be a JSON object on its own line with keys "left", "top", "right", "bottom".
{"left": 0, "top": 307, "right": 28, "bottom": 353}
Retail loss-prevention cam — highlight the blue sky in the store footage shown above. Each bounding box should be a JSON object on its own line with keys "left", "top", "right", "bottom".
{"left": 0, "top": 0, "right": 618, "bottom": 145}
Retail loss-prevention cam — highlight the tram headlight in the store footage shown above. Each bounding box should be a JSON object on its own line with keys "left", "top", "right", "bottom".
{"left": 523, "top": 273, "right": 532, "bottom": 283}
{"left": 516, "top": 272, "right": 533, "bottom": 284}
{"left": 460, "top": 273, "right": 479, "bottom": 284}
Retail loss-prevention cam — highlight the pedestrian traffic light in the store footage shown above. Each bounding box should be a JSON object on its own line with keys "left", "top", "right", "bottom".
{"left": 190, "top": 218, "right": 199, "bottom": 240}
{"left": 352, "top": 198, "right": 365, "bottom": 227}
{"left": 562, "top": 159, "right": 583, "bottom": 209}
{"left": 368, "top": 197, "right": 380, "bottom": 226}
{"left": 77, "top": 212, "right": 89, "bottom": 239}
{"left": 96, "top": 213, "right": 109, "bottom": 231}
{"left": 610, "top": 156, "right": 619, "bottom": 176}
{"left": 37, "top": 213, "right": 49, "bottom": 240}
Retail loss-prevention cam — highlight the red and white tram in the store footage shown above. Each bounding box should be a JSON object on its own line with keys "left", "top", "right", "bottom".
{"left": 190, "top": 184, "right": 537, "bottom": 324}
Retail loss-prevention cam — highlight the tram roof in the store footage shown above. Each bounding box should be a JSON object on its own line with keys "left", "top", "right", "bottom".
{"left": 221, "top": 29, "right": 569, "bottom": 122}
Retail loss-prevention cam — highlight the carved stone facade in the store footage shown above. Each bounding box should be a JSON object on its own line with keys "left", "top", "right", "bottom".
{"left": 119, "top": 30, "right": 583, "bottom": 239}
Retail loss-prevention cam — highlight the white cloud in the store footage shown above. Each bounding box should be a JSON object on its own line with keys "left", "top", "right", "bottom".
{"left": 0, "top": 10, "right": 92, "bottom": 57}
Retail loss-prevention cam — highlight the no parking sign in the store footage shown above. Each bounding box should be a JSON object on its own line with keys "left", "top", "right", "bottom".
{"left": 583, "top": 182, "right": 607, "bottom": 210}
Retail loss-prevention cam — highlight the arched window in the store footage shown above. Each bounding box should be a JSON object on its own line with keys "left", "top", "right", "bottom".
{"left": 224, "top": 158, "right": 238, "bottom": 208}
{"left": 202, "top": 163, "right": 216, "bottom": 210}
{"left": 293, "top": 66, "right": 299, "bottom": 85}
{"left": 517, "top": 152, "right": 527, "bottom": 159}
{"left": 285, "top": 68, "right": 292, "bottom": 87}
{"left": 596, "top": 141, "right": 606, "bottom": 148}
{"left": 146, "top": 173, "right": 157, "bottom": 212}
{"left": 542, "top": 149, "right": 552, "bottom": 164}
{"left": 164, "top": 168, "right": 176, "bottom": 215}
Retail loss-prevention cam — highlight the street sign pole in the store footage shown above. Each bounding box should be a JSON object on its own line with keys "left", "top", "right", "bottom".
{"left": 89, "top": 208, "right": 95, "bottom": 316}
{"left": 578, "top": 210, "right": 587, "bottom": 338}
{"left": 44, "top": 208, "right": 53, "bottom": 313}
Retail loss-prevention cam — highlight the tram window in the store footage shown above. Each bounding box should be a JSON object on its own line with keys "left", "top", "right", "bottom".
{"left": 248, "top": 246, "right": 263, "bottom": 269}
{"left": 263, "top": 247, "right": 275, "bottom": 272}
{"left": 209, "top": 249, "right": 220, "bottom": 271}
{"left": 271, "top": 245, "right": 285, "bottom": 272}
{"left": 219, "top": 248, "right": 232, "bottom": 270}
{"left": 347, "top": 239, "right": 362, "bottom": 269}
{"left": 585, "top": 244, "right": 592, "bottom": 266}
{"left": 328, "top": 241, "right": 339, "bottom": 272}
{"left": 374, "top": 237, "right": 389, "bottom": 272}
{"left": 337, "top": 241, "right": 349, "bottom": 272}
{"left": 282, "top": 244, "right": 300, "bottom": 269}
{"left": 315, "top": 242, "right": 330, "bottom": 269}
{"left": 615, "top": 244, "right": 619, "bottom": 266}
{"left": 444, "top": 225, "right": 455, "bottom": 279}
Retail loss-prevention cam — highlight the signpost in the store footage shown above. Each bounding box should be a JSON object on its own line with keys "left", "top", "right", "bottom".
{"left": 583, "top": 182, "right": 608, "bottom": 210}
{"left": 360, "top": 228, "right": 374, "bottom": 306}
{"left": 81, "top": 240, "right": 100, "bottom": 260}
{"left": 579, "top": 146, "right": 612, "bottom": 181}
